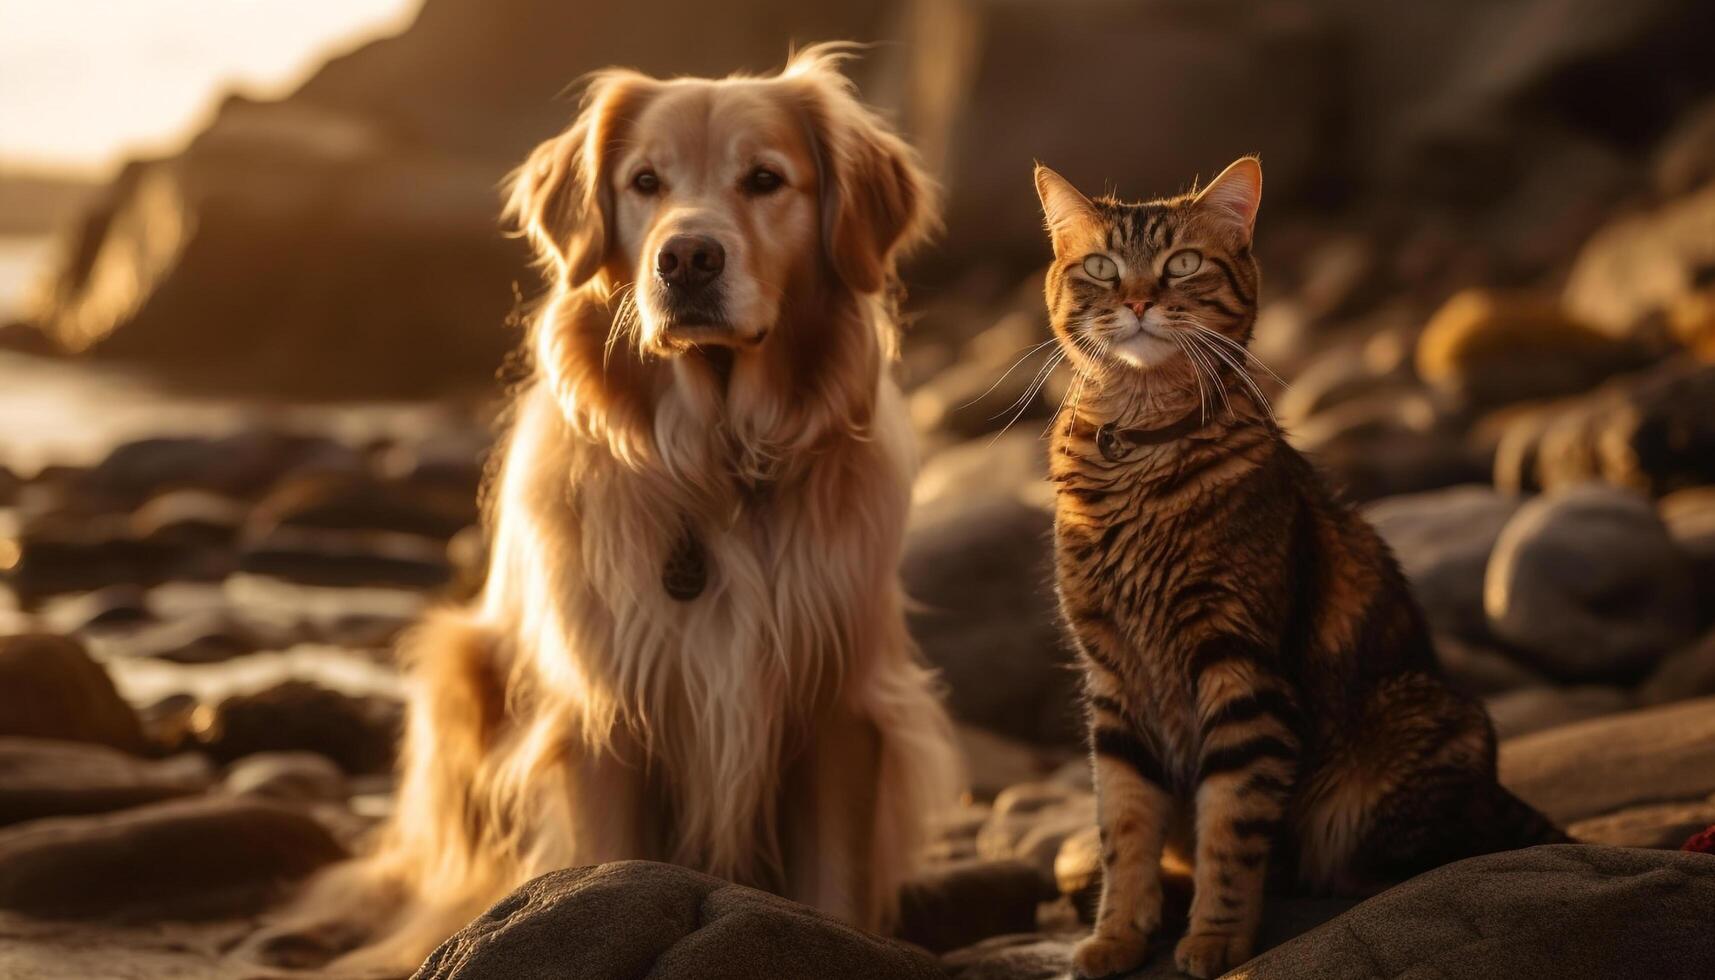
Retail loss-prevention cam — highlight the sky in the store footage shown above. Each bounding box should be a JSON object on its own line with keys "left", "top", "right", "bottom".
{"left": 0, "top": 0, "right": 420, "bottom": 176}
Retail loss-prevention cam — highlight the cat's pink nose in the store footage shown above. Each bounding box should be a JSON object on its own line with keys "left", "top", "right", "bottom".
{"left": 1125, "top": 300, "right": 1153, "bottom": 318}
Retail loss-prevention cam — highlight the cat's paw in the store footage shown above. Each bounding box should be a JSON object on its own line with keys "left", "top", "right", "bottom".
{"left": 1173, "top": 930, "right": 1253, "bottom": 979}
{"left": 1072, "top": 931, "right": 1149, "bottom": 979}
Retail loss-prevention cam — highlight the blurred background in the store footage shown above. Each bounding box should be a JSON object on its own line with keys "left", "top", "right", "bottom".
{"left": 3, "top": 0, "right": 1715, "bottom": 967}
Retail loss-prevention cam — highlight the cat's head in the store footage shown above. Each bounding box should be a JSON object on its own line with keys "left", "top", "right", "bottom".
{"left": 1032, "top": 157, "right": 1262, "bottom": 379}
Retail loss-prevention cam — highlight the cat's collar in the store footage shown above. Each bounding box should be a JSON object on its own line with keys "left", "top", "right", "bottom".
{"left": 1066, "top": 407, "right": 1208, "bottom": 462}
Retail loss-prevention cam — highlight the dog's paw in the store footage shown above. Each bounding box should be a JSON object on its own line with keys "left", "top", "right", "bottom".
{"left": 1172, "top": 930, "right": 1253, "bottom": 979}
{"left": 1072, "top": 930, "right": 1149, "bottom": 979}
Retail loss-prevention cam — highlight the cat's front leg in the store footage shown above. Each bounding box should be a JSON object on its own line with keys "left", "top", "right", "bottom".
{"left": 1177, "top": 636, "right": 1300, "bottom": 979}
{"left": 1070, "top": 636, "right": 1174, "bottom": 979}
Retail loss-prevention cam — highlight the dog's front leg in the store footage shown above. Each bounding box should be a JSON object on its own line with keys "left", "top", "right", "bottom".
{"left": 565, "top": 732, "right": 657, "bottom": 866}
{"left": 782, "top": 707, "right": 881, "bottom": 928}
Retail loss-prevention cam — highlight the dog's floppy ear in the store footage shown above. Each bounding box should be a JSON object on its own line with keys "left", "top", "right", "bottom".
{"left": 793, "top": 49, "right": 938, "bottom": 295}
{"left": 504, "top": 71, "right": 647, "bottom": 287}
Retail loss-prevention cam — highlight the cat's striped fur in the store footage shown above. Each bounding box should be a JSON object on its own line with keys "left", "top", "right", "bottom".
{"left": 1033, "top": 159, "right": 1566, "bottom": 979}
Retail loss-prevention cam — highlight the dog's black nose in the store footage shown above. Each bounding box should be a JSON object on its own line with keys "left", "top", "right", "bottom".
{"left": 656, "top": 235, "right": 725, "bottom": 289}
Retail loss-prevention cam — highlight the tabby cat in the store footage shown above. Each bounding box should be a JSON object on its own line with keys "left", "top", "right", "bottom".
{"left": 1032, "top": 157, "right": 1566, "bottom": 979}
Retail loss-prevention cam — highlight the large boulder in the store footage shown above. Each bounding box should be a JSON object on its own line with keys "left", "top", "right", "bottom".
{"left": 1363, "top": 484, "right": 1522, "bottom": 642}
{"left": 1500, "top": 696, "right": 1715, "bottom": 825}
{"left": 1241, "top": 846, "right": 1715, "bottom": 979}
{"left": 1484, "top": 483, "right": 1702, "bottom": 680}
{"left": 0, "top": 634, "right": 146, "bottom": 752}
{"left": 905, "top": 433, "right": 1073, "bottom": 744}
{"left": 412, "top": 861, "right": 945, "bottom": 980}
{"left": 0, "top": 797, "right": 345, "bottom": 919}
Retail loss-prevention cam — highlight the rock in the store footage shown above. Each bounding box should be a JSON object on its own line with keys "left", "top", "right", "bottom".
{"left": 1484, "top": 483, "right": 1701, "bottom": 681}
{"left": 193, "top": 681, "right": 400, "bottom": 774}
{"left": 906, "top": 438, "right": 1071, "bottom": 744}
{"left": 1433, "top": 633, "right": 1547, "bottom": 697}
{"left": 412, "top": 861, "right": 944, "bottom": 980}
{"left": 0, "top": 913, "right": 261, "bottom": 980}
{"left": 136, "top": 693, "right": 200, "bottom": 755}
{"left": 129, "top": 490, "right": 246, "bottom": 550}
{"left": 1661, "top": 487, "right": 1715, "bottom": 591}
{"left": 1274, "top": 334, "right": 1412, "bottom": 429}
{"left": 976, "top": 784, "right": 1094, "bottom": 881}
{"left": 1363, "top": 484, "right": 1522, "bottom": 642}
{"left": 105, "top": 613, "right": 263, "bottom": 664}
{"left": 1052, "top": 825, "right": 1100, "bottom": 917}
{"left": 1564, "top": 181, "right": 1715, "bottom": 341}
{"left": 1596, "top": 359, "right": 1715, "bottom": 495}
{"left": 942, "top": 934, "right": 1076, "bottom": 980}
{"left": 1291, "top": 393, "right": 1487, "bottom": 502}
{"left": 78, "top": 431, "right": 360, "bottom": 508}
{"left": 1500, "top": 696, "right": 1715, "bottom": 824}
{"left": 955, "top": 727, "right": 1072, "bottom": 803}
{"left": 1636, "top": 630, "right": 1715, "bottom": 706}
{"left": 10, "top": 515, "right": 192, "bottom": 601}
{"left": 0, "top": 739, "right": 213, "bottom": 827}
{"left": 1670, "top": 285, "right": 1715, "bottom": 361}
{"left": 925, "top": 801, "right": 991, "bottom": 865}
{"left": 376, "top": 427, "right": 493, "bottom": 499}
{"left": 942, "top": 893, "right": 1357, "bottom": 980}
{"left": 1570, "top": 794, "right": 1715, "bottom": 849}
{"left": 224, "top": 752, "right": 347, "bottom": 803}
{"left": 238, "top": 526, "right": 452, "bottom": 590}
{"left": 0, "top": 634, "right": 145, "bottom": 752}
{"left": 0, "top": 797, "right": 345, "bottom": 919}
{"left": 1240, "top": 846, "right": 1715, "bottom": 979}
{"left": 38, "top": 584, "right": 153, "bottom": 633}
{"left": 249, "top": 471, "right": 478, "bottom": 541}
{"left": 898, "top": 859, "right": 1054, "bottom": 954}
{"left": 1484, "top": 685, "right": 1631, "bottom": 740}
{"left": 1414, "top": 289, "right": 1647, "bottom": 410}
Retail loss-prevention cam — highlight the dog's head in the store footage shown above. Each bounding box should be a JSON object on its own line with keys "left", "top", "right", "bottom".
{"left": 506, "top": 44, "right": 934, "bottom": 356}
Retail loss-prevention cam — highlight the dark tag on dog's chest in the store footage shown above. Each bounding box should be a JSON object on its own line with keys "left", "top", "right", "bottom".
{"left": 663, "top": 526, "right": 708, "bottom": 601}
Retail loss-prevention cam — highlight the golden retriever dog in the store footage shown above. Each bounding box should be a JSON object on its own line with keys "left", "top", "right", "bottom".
{"left": 267, "top": 44, "right": 960, "bottom": 974}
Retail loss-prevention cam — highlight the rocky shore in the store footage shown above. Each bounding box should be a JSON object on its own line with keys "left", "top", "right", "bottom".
{"left": 5, "top": 0, "right": 1715, "bottom": 975}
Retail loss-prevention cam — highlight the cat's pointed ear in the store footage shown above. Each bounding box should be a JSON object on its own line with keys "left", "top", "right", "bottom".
{"left": 1195, "top": 156, "right": 1262, "bottom": 238}
{"left": 1035, "top": 164, "right": 1099, "bottom": 253}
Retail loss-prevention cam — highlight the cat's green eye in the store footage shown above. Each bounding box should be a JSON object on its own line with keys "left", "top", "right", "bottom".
{"left": 1082, "top": 254, "right": 1119, "bottom": 282}
{"left": 1165, "top": 250, "right": 1202, "bottom": 277}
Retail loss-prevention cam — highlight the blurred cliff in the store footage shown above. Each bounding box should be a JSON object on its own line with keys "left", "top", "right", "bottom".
{"left": 15, "top": 0, "right": 1715, "bottom": 396}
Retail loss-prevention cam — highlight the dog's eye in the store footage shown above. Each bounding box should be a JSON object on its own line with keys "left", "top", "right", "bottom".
{"left": 1165, "top": 250, "right": 1202, "bottom": 277}
{"left": 631, "top": 170, "right": 660, "bottom": 195}
{"left": 1082, "top": 254, "right": 1119, "bottom": 282}
{"left": 742, "top": 167, "right": 784, "bottom": 196}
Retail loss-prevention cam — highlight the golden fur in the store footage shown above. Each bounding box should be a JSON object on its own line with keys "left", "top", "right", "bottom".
{"left": 268, "top": 46, "right": 959, "bottom": 974}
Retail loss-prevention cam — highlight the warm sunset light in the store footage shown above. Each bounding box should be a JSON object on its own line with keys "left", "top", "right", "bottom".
{"left": 1, "top": 3, "right": 1713, "bottom": 978}
{"left": 0, "top": 0, "right": 418, "bottom": 175}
